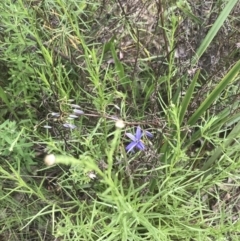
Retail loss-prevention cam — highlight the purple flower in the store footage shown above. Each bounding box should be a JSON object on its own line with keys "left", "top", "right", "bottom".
{"left": 73, "top": 109, "right": 84, "bottom": 115}
{"left": 51, "top": 112, "right": 60, "bottom": 117}
{"left": 70, "top": 104, "right": 81, "bottom": 109}
{"left": 68, "top": 114, "right": 79, "bottom": 119}
{"left": 125, "top": 126, "right": 153, "bottom": 153}
{"left": 145, "top": 130, "right": 153, "bottom": 138}
{"left": 63, "top": 123, "right": 76, "bottom": 129}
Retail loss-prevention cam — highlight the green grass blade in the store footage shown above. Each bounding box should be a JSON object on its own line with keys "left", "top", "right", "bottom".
{"left": 188, "top": 59, "right": 240, "bottom": 125}
{"left": 191, "top": 0, "right": 238, "bottom": 65}
{"left": 110, "top": 43, "right": 127, "bottom": 86}
{"left": 179, "top": 69, "right": 200, "bottom": 124}
{"left": 183, "top": 99, "right": 240, "bottom": 149}
{"left": 201, "top": 120, "right": 240, "bottom": 174}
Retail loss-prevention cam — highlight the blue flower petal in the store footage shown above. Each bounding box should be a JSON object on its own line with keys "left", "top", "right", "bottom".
{"left": 136, "top": 141, "right": 145, "bottom": 150}
{"left": 73, "top": 109, "right": 84, "bottom": 115}
{"left": 70, "top": 104, "right": 81, "bottom": 109}
{"left": 126, "top": 142, "right": 137, "bottom": 152}
{"left": 126, "top": 133, "right": 137, "bottom": 141}
{"left": 145, "top": 131, "right": 153, "bottom": 138}
{"left": 68, "top": 114, "right": 78, "bottom": 119}
{"left": 63, "top": 123, "right": 76, "bottom": 129}
{"left": 51, "top": 112, "right": 60, "bottom": 117}
{"left": 135, "top": 126, "right": 143, "bottom": 139}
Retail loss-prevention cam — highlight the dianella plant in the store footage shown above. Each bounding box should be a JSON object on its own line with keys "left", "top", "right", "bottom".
{"left": 159, "top": 0, "right": 240, "bottom": 181}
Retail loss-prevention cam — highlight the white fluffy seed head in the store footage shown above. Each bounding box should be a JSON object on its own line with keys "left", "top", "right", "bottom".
{"left": 44, "top": 154, "right": 56, "bottom": 166}
{"left": 115, "top": 119, "right": 125, "bottom": 129}
{"left": 88, "top": 172, "right": 97, "bottom": 179}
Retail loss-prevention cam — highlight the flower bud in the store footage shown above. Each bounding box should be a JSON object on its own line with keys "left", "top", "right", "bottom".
{"left": 44, "top": 154, "right": 56, "bottom": 166}
{"left": 115, "top": 119, "right": 125, "bottom": 129}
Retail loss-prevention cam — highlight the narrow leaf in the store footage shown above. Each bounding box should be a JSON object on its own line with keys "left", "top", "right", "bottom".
{"left": 201, "top": 120, "right": 240, "bottom": 175}
{"left": 188, "top": 60, "right": 240, "bottom": 125}
{"left": 179, "top": 69, "right": 200, "bottom": 124}
{"left": 191, "top": 0, "right": 238, "bottom": 65}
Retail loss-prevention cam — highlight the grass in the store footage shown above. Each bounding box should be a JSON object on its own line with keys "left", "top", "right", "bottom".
{"left": 1, "top": 0, "right": 240, "bottom": 240}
